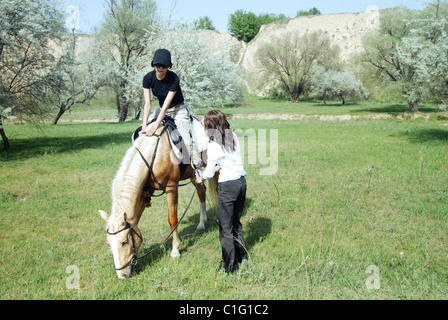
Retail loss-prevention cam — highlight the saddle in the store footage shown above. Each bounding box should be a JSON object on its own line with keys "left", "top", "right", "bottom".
{"left": 132, "top": 114, "right": 181, "bottom": 144}
{"left": 132, "top": 114, "right": 208, "bottom": 172}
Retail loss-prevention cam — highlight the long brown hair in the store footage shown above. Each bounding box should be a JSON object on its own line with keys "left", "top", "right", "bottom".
{"left": 203, "top": 110, "right": 235, "bottom": 153}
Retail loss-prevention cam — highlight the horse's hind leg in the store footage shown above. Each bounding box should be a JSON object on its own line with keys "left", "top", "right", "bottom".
{"left": 166, "top": 187, "right": 181, "bottom": 259}
{"left": 195, "top": 182, "right": 207, "bottom": 230}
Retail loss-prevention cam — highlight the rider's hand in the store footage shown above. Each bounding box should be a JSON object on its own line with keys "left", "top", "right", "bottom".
{"left": 145, "top": 123, "right": 158, "bottom": 137}
{"left": 139, "top": 127, "right": 146, "bottom": 136}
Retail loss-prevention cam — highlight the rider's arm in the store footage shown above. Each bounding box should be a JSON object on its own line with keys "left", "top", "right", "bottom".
{"left": 145, "top": 91, "right": 176, "bottom": 136}
{"left": 141, "top": 88, "right": 152, "bottom": 134}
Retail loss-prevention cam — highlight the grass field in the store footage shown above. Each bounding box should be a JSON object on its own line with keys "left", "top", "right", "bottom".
{"left": 1, "top": 96, "right": 447, "bottom": 300}
{"left": 221, "top": 95, "right": 442, "bottom": 116}
{"left": 54, "top": 93, "right": 444, "bottom": 120}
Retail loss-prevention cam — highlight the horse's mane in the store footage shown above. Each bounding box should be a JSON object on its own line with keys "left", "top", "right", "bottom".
{"left": 109, "top": 133, "right": 158, "bottom": 223}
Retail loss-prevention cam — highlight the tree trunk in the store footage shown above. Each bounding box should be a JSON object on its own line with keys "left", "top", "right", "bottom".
{"left": 115, "top": 89, "right": 121, "bottom": 116}
{"left": 133, "top": 108, "right": 141, "bottom": 121}
{"left": 289, "top": 91, "right": 300, "bottom": 103}
{"left": 117, "top": 80, "right": 129, "bottom": 122}
{"left": 119, "top": 108, "right": 128, "bottom": 122}
{"left": 53, "top": 107, "right": 66, "bottom": 125}
{"left": 408, "top": 101, "right": 419, "bottom": 113}
{"left": 118, "top": 97, "right": 129, "bottom": 122}
{"left": 0, "top": 115, "right": 10, "bottom": 150}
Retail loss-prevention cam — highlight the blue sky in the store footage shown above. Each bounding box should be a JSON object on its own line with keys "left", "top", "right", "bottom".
{"left": 64, "top": 0, "right": 427, "bottom": 34}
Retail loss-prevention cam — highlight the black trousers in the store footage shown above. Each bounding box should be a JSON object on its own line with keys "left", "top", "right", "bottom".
{"left": 217, "top": 176, "right": 247, "bottom": 270}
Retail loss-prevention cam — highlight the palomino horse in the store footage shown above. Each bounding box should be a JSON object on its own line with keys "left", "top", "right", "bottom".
{"left": 99, "top": 121, "right": 217, "bottom": 279}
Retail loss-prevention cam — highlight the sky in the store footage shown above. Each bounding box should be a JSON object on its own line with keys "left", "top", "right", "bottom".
{"left": 64, "top": 0, "right": 427, "bottom": 34}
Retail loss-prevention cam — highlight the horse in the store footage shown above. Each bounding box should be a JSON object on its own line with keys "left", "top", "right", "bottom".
{"left": 99, "top": 121, "right": 218, "bottom": 279}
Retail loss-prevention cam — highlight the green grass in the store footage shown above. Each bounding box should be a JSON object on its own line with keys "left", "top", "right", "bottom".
{"left": 219, "top": 95, "right": 442, "bottom": 117}
{"left": 1, "top": 99, "right": 447, "bottom": 300}
{"left": 54, "top": 94, "right": 119, "bottom": 120}
{"left": 57, "top": 94, "right": 444, "bottom": 120}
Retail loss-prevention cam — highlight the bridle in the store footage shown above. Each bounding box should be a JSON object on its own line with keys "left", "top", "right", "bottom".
{"left": 107, "top": 222, "right": 142, "bottom": 271}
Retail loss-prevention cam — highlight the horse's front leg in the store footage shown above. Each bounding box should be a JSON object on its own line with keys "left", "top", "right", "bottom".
{"left": 166, "top": 187, "right": 181, "bottom": 259}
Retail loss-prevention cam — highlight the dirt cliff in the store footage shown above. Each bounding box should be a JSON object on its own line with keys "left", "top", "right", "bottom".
{"left": 241, "top": 10, "right": 380, "bottom": 72}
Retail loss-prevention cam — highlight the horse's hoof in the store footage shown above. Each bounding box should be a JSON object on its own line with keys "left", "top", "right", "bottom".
{"left": 170, "top": 251, "right": 180, "bottom": 259}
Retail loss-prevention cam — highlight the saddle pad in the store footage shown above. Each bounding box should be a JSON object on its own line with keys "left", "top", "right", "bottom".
{"left": 190, "top": 116, "right": 209, "bottom": 153}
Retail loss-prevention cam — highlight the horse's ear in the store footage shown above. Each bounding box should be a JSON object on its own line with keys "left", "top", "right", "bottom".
{"left": 99, "top": 210, "right": 109, "bottom": 222}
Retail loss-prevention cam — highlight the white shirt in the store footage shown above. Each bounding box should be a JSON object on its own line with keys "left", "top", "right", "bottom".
{"left": 202, "top": 132, "right": 246, "bottom": 182}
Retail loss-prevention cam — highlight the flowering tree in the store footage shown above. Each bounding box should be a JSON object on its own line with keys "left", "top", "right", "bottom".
{"left": 360, "top": 8, "right": 424, "bottom": 112}
{"left": 361, "top": 2, "right": 448, "bottom": 112}
{"left": 0, "top": 0, "right": 65, "bottom": 149}
{"left": 51, "top": 33, "right": 118, "bottom": 124}
{"left": 398, "top": 4, "right": 448, "bottom": 111}
{"left": 309, "top": 66, "right": 369, "bottom": 105}
{"left": 127, "top": 24, "right": 245, "bottom": 112}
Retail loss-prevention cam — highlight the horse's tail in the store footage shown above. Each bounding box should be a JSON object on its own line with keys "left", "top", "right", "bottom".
{"left": 207, "top": 172, "right": 219, "bottom": 210}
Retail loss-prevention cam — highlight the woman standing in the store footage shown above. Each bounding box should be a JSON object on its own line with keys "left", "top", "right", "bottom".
{"left": 195, "top": 110, "right": 247, "bottom": 273}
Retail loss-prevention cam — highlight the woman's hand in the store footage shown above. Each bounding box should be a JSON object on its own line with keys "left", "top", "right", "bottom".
{"left": 195, "top": 169, "right": 204, "bottom": 184}
{"left": 195, "top": 176, "right": 205, "bottom": 184}
{"left": 138, "top": 123, "right": 157, "bottom": 137}
{"left": 139, "top": 126, "right": 146, "bottom": 136}
{"left": 144, "top": 122, "right": 158, "bottom": 137}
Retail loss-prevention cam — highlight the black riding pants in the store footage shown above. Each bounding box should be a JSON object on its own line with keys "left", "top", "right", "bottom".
{"left": 218, "top": 176, "right": 247, "bottom": 269}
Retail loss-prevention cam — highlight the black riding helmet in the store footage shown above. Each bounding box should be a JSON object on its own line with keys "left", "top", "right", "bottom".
{"left": 151, "top": 49, "right": 173, "bottom": 68}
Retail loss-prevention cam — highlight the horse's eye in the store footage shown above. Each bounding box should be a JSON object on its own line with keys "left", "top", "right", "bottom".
{"left": 122, "top": 239, "right": 129, "bottom": 246}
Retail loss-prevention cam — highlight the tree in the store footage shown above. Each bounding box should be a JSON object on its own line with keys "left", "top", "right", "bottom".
{"left": 253, "top": 31, "right": 340, "bottom": 102}
{"left": 360, "top": 8, "right": 423, "bottom": 112}
{"left": 96, "top": 0, "right": 159, "bottom": 122}
{"left": 297, "top": 7, "right": 321, "bottom": 17}
{"left": 195, "top": 16, "right": 216, "bottom": 31}
{"left": 0, "top": 0, "right": 65, "bottom": 149}
{"left": 228, "top": 10, "right": 289, "bottom": 42}
{"left": 228, "top": 10, "right": 259, "bottom": 42}
{"left": 257, "top": 13, "right": 289, "bottom": 26}
{"left": 397, "top": 1, "right": 448, "bottom": 108}
{"left": 309, "top": 66, "right": 369, "bottom": 105}
{"left": 50, "top": 33, "right": 117, "bottom": 124}
{"left": 0, "top": 106, "right": 11, "bottom": 149}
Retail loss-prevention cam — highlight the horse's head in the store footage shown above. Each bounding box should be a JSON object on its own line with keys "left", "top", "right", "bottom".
{"left": 99, "top": 210, "right": 143, "bottom": 279}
